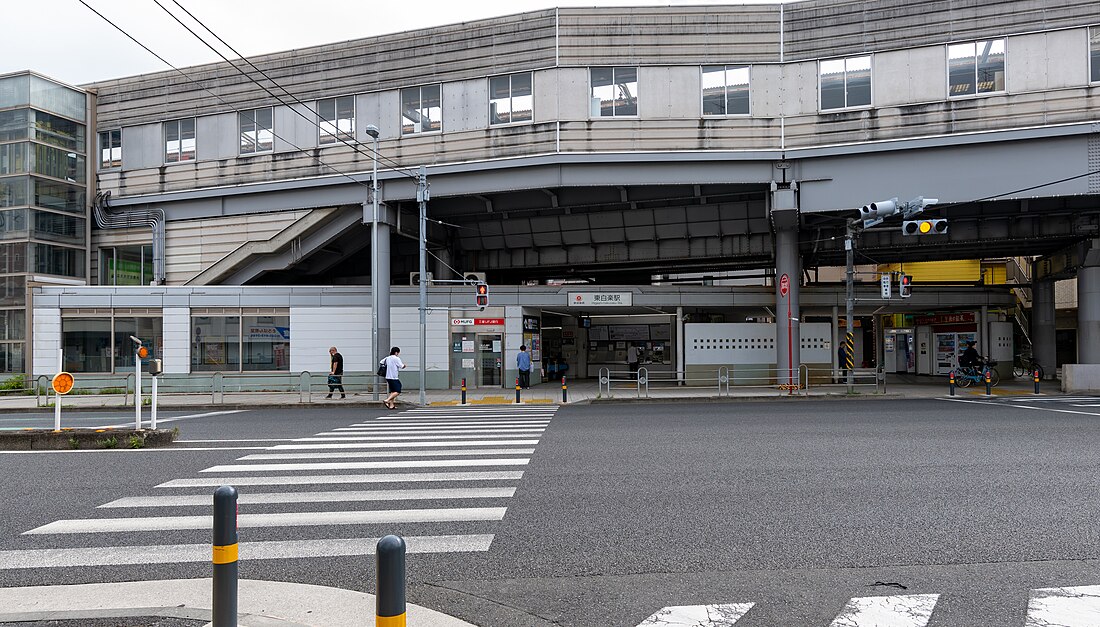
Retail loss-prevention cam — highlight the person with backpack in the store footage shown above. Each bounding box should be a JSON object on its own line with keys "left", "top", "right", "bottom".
{"left": 380, "top": 346, "right": 406, "bottom": 409}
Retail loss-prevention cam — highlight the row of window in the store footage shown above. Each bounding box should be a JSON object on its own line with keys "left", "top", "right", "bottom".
{"left": 96, "top": 31, "right": 1100, "bottom": 170}
{"left": 60, "top": 315, "right": 290, "bottom": 373}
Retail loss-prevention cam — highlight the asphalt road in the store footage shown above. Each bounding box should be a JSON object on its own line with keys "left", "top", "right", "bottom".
{"left": 2, "top": 396, "right": 1100, "bottom": 626}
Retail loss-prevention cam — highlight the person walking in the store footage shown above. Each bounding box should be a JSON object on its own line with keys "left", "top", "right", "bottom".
{"left": 381, "top": 346, "right": 406, "bottom": 409}
{"left": 327, "top": 346, "right": 345, "bottom": 399}
{"left": 517, "top": 345, "right": 532, "bottom": 389}
{"left": 627, "top": 344, "right": 639, "bottom": 380}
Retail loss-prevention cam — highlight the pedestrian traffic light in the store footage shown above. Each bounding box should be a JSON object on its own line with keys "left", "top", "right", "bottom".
{"left": 902, "top": 219, "right": 948, "bottom": 236}
{"left": 899, "top": 274, "right": 913, "bottom": 298}
{"left": 475, "top": 282, "right": 488, "bottom": 309}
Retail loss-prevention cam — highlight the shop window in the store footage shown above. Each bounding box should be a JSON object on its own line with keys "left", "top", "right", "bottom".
{"left": 242, "top": 315, "right": 290, "bottom": 371}
{"left": 489, "top": 73, "right": 533, "bottom": 125}
{"left": 318, "top": 96, "right": 355, "bottom": 144}
{"left": 702, "top": 65, "right": 750, "bottom": 116}
{"left": 948, "top": 39, "right": 1005, "bottom": 97}
{"left": 192, "top": 316, "right": 241, "bottom": 372}
{"left": 820, "top": 56, "right": 871, "bottom": 110}
{"left": 401, "top": 85, "right": 442, "bottom": 135}
{"left": 164, "top": 118, "right": 196, "bottom": 163}
{"left": 590, "top": 67, "right": 638, "bottom": 117}
{"left": 114, "top": 317, "right": 163, "bottom": 371}
{"left": 0, "top": 342, "right": 22, "bottom": 373}
{"left": 62, "top": 317, "right": 112, "bottom": 373}
{"left": 99, "top": 129, "right": 121, "bottom": 169}
{"left": 239, "top": 107, "right": 273, "bottom": 155}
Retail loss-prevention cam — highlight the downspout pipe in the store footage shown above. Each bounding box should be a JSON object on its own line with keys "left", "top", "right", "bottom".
{"left": 92, "top": 191, "right": 166, "bottom": 285}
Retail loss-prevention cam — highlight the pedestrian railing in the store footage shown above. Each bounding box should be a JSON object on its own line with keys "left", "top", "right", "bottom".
{"left": 598, "top": 367, "right": 648, "bottom": 398}
{"left": 801, "top": 366, "right": 885, "bottom": 394}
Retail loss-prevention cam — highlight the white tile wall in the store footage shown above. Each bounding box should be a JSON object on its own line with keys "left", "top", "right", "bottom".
{"left": 290, "top": 307, "right": 372, "bottom": 373}
{"left": 391, "top": 307, "right": 449, "bottom": 372}
{"left": 32, "top": 308, "right": 61, "bottom": 376}
{"left": 162, "top": 308, "right": 190, "bottom": 374}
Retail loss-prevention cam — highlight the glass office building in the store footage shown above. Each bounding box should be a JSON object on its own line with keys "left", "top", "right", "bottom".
{"left": 0, "top": 72, "right": 89, "bottom": 373}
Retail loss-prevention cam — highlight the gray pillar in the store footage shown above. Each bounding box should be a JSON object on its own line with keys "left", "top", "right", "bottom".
{"left": 432, "top": 248, "right": 451, "bottom": 282}
{"left": 1031, "top": 274, "right": 1057, "bottom": 378}
{"left": 1079, "top": 265, "right": 1100, "bottom": 364}
{"left": 831, "top": 305, "right": 839, "bottom": 380}
{"left": 774, "top": 225, "right": 801, "bottom": 385}
{"left": 376, "top": 222, "right": 391, "bottom": 365}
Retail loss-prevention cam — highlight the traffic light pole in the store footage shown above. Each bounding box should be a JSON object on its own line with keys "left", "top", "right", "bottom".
{"left": 417, "top": 166, "right": 428, "bottom": 407}
{"left": 845, "top": 221, "right": 855, "bottom": 394}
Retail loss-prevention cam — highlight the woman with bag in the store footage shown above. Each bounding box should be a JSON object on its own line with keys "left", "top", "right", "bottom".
{"left": 380, "top": 346, "right": 406, "bottom": 409}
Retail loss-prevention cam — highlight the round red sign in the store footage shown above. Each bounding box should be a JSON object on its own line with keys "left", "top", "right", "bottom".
{"left": 779, "top": 274, "right": 790, "bottom": 297}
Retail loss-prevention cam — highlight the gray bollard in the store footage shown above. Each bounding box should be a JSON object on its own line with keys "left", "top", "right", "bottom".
{"left": 212, "top": 485, "right": 238, "bottom": 627}
{"left": 376, "top": 534, "right": 406, "bottom": 626}
{"left": 949, "top": 370, "right": 955, "bottom": 396}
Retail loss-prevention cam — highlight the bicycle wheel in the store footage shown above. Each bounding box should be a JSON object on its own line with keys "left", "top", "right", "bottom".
{"left": 989, "top": 369, "right": 1001, "bottom": 386}
{"left": 1013, "top": 364, "right": 1026, "bottom": 378}
{"left": 956, "top": 370, "right": 973, "bottom": 387}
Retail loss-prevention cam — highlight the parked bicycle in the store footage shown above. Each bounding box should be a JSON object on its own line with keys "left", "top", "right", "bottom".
{"left": 1012, "top": 355, "right": 1044, "bottom": 380}
{"left": 955, "top": 359, "right": 1000, "bottom": 387}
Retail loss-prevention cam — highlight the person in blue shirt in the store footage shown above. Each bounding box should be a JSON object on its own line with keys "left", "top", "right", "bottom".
{"left": 517, "top": 345, "right": 532, "bottom": 389}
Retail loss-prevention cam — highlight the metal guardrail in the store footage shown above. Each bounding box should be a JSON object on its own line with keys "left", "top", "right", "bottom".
{"left": 598, "top": 367, "right": 648, "bottom": 398}
{"left": 801, "top": 366, "right": 885, "bottom": 394}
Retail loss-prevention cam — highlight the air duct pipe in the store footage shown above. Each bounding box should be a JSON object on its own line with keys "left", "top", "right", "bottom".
{"left": 91, "top": 191, "right": 166, "bottom": 285}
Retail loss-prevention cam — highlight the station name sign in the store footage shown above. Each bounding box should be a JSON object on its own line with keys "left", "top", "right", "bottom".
{"left": 568, "top": 292, "right": 633, "bottom": 307}
{"left": 914, "top": 312, "right": 975, "bottom": 325}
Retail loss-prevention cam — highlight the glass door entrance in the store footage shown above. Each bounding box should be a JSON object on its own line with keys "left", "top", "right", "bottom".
{"left": 477, "top": 334, "right": 502, "bottom": 387}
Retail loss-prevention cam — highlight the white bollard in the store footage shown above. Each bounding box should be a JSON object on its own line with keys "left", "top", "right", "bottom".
{"left": 54, "top": 349, "right": 62, "bottom": 431}
{"left": 151, "top": 375, "right": 158, "bottom": 430}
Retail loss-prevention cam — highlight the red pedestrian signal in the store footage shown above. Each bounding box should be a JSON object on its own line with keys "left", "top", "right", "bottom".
{"left": 475, "top": 282, "right": 488, "bottom": 308}
{"left": 899, "top": 274, "right": 912, "bottom": 298}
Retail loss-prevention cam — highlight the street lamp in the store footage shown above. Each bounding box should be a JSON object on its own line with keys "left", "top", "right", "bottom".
{"left": 365, "top": 124, "right": 380, "bottom": 401}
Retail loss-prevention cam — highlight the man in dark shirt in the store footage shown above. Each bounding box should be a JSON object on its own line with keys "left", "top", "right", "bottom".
{"left": 327, "top": 346, "right": 345, "bottom": 399}
{"left": 959, "top": 341, "right": 981, "bottom": 369}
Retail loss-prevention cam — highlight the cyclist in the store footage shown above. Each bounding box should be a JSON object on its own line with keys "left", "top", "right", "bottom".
{"left": 959, "top": 341, "right": 982, "bottom": 370}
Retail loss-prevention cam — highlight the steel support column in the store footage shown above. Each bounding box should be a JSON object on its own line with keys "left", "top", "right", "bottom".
{"left": 376, "top": 221, "right": 391, "bottom": 373}
{"left": 1078, "top": 265, "right": 1100, "bottom": 364}
{"left": 771, "top": 185, "right": 800, "bottom": 387}
{"left": 1031, "top": 267, "right": 1057, "bottom": 379}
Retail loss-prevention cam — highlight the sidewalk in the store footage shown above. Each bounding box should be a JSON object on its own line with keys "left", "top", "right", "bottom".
{"left": 0, "top": 374, "right": 1064, "bottom": 411}
{"left": 0, "top": 578, "right": 474, "bottom": 627}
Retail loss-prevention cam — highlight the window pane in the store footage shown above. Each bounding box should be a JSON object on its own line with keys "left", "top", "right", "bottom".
{"left": 0, "top": 342, "right": 23, "bottom": 373}
{"left": 948, "top": 42, "right": 976, "bottom": 96}
{"left": 106, "top": 244, "right": 146, "bottom": 285}
{"left": 240, "top": 109, "right": 271, "bottom": 154}
{"left": 164, "top": 121, "right": 180, "bottom": 163}
{"left": 255, "top": 108, "right": 273, "bottom": 152}
{"left": 845, "top": 56, "right": 872, "bottom": 107}
{"left": 242, "top": 315, "right": 290, "bottom": 371}
{"left": 33, "top": 144, "right": 85, "bottom": 183}
{"left": 726, "top": 66, "right": 750, "bottom": 115}
{"left": 336, "top": 96, "right": 354, "bottom": 140}
{"left": 0, "top": 143, "right": 28, "bottom": 176}
{"left": 34, "top": 242, "right": 83, "bottom": 277}
{"left": 180, "top": 118, "right": 196, "bottom": 161}
{"left": 0, "top": 309, "right": 25, "bottom": 342}
{"left": 1092, "top": 28, "right": 1100, "bottom": 83}
{"left": 591, "top": 67, "right": 616, "bottom": 117}
{"left": 114, "top": 317, "right": 162, "bottom": 371}
{"left": 32, "top": 210, "right": 83, "bottom": 244}
{"left": 32, "top": 111, "right": 84, "bottom": 152}
{"left": 510, "top": 73, "right": 533, "bottom": 123}
{"left": 62, "top": 317, "right": 111, "bottom": 373}
{"left": 99, "top": 130, "right": 121, "bottom": 169}
{"left": 976, "top": 39, "right": 1005, "bottom": 93}
{"left": 0, "top": 109, "right": 29, "bottom": 143}
{"left": 422, "top": 84, "right": 441, "bottom": 132}
{"left": 401, "top": 87, "right": 421, "bottom": 134}
{"left": 32, "top": 178, "right": 84, "bottom": 213}
{"left": 192, "top": 316, "right": 241, "bottom": 372}
{"left": 489, "top": 76, "right": 512, "bottom": 124}
{"left": 0, "top": 177, "right": 29, "bottom": 209}
{"left": 820, "top": 59, "right": 846, "bottom": 110}
{"left": 0, "top": 242, "right": 26, "bottom": 272}
{"left": 613, "top": 67, "right": 638, "bottom": 116}
{"left": 0, "top": 276, "right": 23, "bottom": 306}
{"left": 0, "top": 209, "right": 29, "bottom": 240}
{"left": 702, "top": 66, "right": 727, "bottom": 115}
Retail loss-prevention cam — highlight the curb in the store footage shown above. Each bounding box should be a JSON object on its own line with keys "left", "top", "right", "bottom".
{"left": 0, "top": 578, "right": 475, "bottom": 627}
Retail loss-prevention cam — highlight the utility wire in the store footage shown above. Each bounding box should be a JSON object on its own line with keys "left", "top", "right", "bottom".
{"left": 79, "top": 0, "right": 374, "bottom": 191}
{"left": 161, "top": 0, "right": 419, "bottom": 181}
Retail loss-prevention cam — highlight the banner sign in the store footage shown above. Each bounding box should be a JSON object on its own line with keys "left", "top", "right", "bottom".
{"left": 568, "top": 292, "right": 633, "bottom": 307}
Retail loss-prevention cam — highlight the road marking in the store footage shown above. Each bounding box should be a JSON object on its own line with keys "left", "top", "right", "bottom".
{"left": 1026, "top": 585, "right": 1100, "bottom": 626}
{"left": 25, "top": 507, "right": 507, "bottom": 534}
{"left": 293, "top": 434, "right": 541, "bottom": 442}
{"left": 379, "top": 414, "right": 556, "bottom": 420}
{"left": 271, "top": 439, "right": 540, "bottom": 450}
{"left": 200, "top": 458, "right": 530, "bottom": 472}
{"left": 339, "top": 421, "right": 551, "bottom": 429}
{"left": 96, "top": 409, "right": 248, "bottom": 428}
{"left": 240, "top": 448, "right": 536, "bottom": 460}
{"left": 157, "top": 470, "right": 524, "bottom": 488}
{"left": 178, "top": 439, "right": 300, "bottom": 443}
{"left": 939, "top": 397, "right": 1100, "bottom": 418}
{"left": 637, "top": 603, "right": 755, "bottom": 626}
{"left": 829, "top": 594, "right": 938, "bottom": 627}
{"left": 310, "top": 428, "right": 546, "bottom": 437}
{"left": 0, "top": 446, "right": 269, "bottom": 455}
{"left": 100, "top": 487, "right": 517, "bottom": 508}
{"left": 0, "top": 534, "right": 494, "bottom": 569}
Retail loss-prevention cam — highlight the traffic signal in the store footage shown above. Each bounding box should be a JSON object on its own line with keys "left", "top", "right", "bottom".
{"left": 475, "top": 282, "right": 488, "bottom": 309}
{"left": 902, "top": 219, "right": 948, "bottom": 236}
{"left": 137, "top": 345, "right": 149, "bottom": 359}
{"left": 899, "top": 274, "right": 913, "bottom": 298}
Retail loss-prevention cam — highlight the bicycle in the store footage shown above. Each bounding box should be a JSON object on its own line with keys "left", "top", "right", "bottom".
{"left": 1012, "top": 356, "right": 1044, "bottom": 380}
{"left": 955, "top": 362, "right": 1000, "bottom": 387}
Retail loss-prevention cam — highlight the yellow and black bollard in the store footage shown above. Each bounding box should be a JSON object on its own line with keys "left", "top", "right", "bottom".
{"left": 1034, "top": 368, "right": 1041, "bottom": 395}
{"left": 984, "top": 367, "right": 992, "bottom": 395}
{"left": 376, "top": 534, "right": 406, "bottom": 626}
{"left": 515, "top": 377, "right": 521, "bottom": 404}
{"left": 461, "top": 377, "right": 467, "bottom": 405}
{"left": 949, "top": 370, "right": 955, "bottom": 396}
{"left": 561, "top": 376, "right": 567, "bottom": 404}
{"left": 212, "top": 485, "right": 238, "bottom": 627}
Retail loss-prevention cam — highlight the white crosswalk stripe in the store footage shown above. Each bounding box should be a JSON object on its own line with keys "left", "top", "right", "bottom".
{"left": 638, "top": 603, "right": 755, "bottom": 626}
{"left": 1026, "top": 585, "right": 1100, "bottom": 626}
{"left": 8, "top": 404, "right": 559, "bottom": 568}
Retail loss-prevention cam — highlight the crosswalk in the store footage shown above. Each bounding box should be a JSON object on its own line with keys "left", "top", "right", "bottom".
{"left": 0, "top": 404, "right": 558, "bottom": 569}
{"left": 637, "top": 586, "right": 1100, "bottom": 626}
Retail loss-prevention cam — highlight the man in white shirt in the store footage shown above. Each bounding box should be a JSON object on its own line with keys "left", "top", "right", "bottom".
{"left": 381, "top": 347, "right": 406, "bottom": 409}
{"left": 627, "top": 344, "right": 639, "bottom": 380}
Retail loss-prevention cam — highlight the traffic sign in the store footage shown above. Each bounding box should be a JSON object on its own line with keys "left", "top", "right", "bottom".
{"left": 52, "top": 372, "right": 74, "bottom": 395}
{"left": 779, "top": 274, "right": 790, "bottom": 298}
